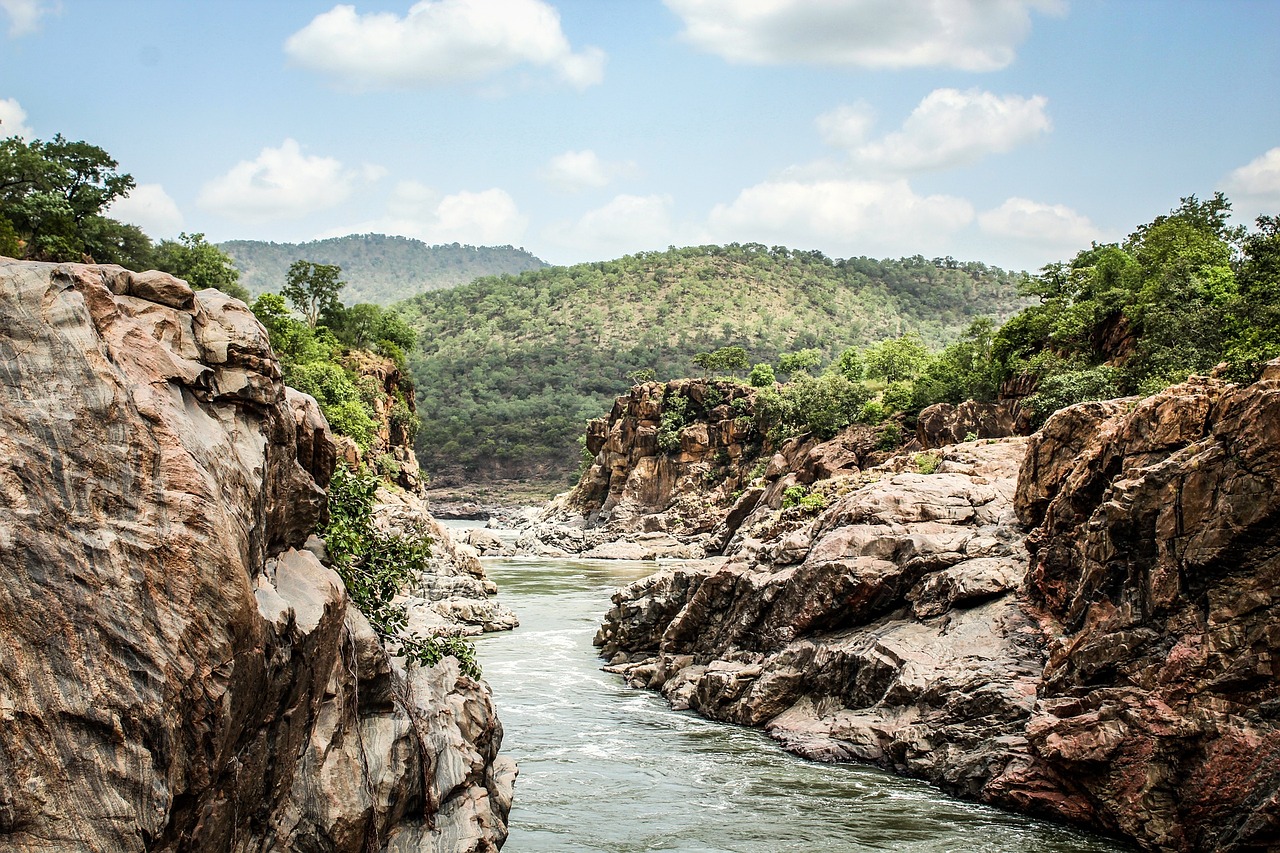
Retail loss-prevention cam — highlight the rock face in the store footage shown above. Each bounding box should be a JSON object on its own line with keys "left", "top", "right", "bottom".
{"left": 0, "top": 260, "right": 513, "bottom": 852}
{"left": 331, "top": 348, "right": 427, "bottom": 492}
{"left": 521, "top": 378, "right": 897, "bottom": 557}
{"left": 597, "top": 364, "right": 1280, "bottom": 851}
{"left": 1016, "top": 374, "right": 1280, "bottom": 851}
{"left": 915, "top": 398, "right": 1030, "bottom": 448}
{"left": 595, "top": 439, "right": 1058, "bottom": 809}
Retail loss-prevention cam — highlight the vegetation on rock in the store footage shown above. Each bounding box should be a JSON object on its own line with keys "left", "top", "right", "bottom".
{"left": 323, "top": 464, "right": 481, "bottom": 677}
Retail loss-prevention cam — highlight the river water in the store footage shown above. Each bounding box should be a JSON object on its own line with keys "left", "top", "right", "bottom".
{"left": 471, "top": 555, "right": 1126, "bottom": 853}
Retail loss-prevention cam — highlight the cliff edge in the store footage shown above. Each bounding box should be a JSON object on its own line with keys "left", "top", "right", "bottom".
{"left": 0, "top": 259, "right": 513, "bottom": 852}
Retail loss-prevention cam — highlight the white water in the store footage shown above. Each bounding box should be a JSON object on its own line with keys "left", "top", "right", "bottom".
{"left": 470, "top": 555, "right": 1127, "bottom": 853}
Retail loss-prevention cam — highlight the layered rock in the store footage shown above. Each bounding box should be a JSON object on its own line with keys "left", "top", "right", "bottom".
{"left": 1016, "top": 372, "right": 1280, "bottom": 851}
{"left": 595, "top": 439, "right": 1066, "bottom": 809}
{"left": 0, "top": 260, "right": 512, "bottom": 852}
{"left": 520, "top": 378, "right": 895, "bottom": 557}
{"left": 597, "top": 364, "right": 1280, "bottom": 851}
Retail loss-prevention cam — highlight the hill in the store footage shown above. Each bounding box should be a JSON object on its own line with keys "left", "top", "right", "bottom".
{"left": 397, "top": 243, "right": 1029, "bottom": 486}
{"left": 220, "top": 234, "right": 548, "bottom": 305}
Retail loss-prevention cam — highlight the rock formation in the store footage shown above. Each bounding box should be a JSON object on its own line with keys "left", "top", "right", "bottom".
{"left": 0, "top": 260, "right": 513, "bottom": 852}
{"left": 520, "top": 378, "right": 898, "bottom": 558}
{"left": 597, "top": 364, "right": 1280, "bottom": 851}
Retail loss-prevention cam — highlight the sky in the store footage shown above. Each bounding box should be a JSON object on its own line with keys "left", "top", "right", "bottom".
{"left": 2, "top": 0, "right": 1278, "bottom": 271}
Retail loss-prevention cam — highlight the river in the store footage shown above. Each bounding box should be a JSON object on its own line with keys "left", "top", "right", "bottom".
{"left": 470, "top": 554, "right": 1127, "bottom": 853}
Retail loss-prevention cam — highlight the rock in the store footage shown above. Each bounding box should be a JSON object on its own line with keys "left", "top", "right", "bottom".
{"left": 0, "top": 259, "right": 512, "bottom": 853}
{"left": 1020, "top": 370, "right": 1280, "bottom": 852}
{"left": 463, "top": 527, "right": 515, "bottom": 556}
{"left": 915, "top": 399, "right": 1029, "bottom": 448}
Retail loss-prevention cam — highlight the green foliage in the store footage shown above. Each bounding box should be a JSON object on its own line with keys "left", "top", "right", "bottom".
{"left": 284, "top": 260, "right": 345, "bottom": 327}
{"left": 877, "top": 423, "right": 904, "bottom": 451}
{"left": 0, "top": 133, "right": 148, "bottom": 267}
{"left": 835, "top": 346, "right": 864, "bottom": 381}
{"left": 781, "top": 484, "right": 826, "bottom": 514}
{"left": 776, "top": 347, "right": 822, "bottom": 377}
{"left": 0, "top": 214, "right": 19, "bottom": 257}
{"left": 1024, "top": 365, "right": 1123, "bottom": 422}
{"left": 323, "top": 465, "right": 479, "bottom": 678}
{"left": 628, "top": 367, "right": 657, "bottom": 384}
{"left": 323, "top": 301, "right": 417, "bottom": 357}
{"left": 656, "top": 394, "right": 691, "bottom": 453}
{"left": 748, "top": 362, "right": 776, "bottom": 387}
{"left": 864, "top": 333, "right": 931, "bottom": 382}
{"left": 914, "top": 452, "right": 941, "bottom": 475}
{"left": 221, "top": 234, "right": 547, "bottom": 305}
{"left": 857, "top": 400, "right": 886, "bottom": 425}
{"left": 397, "top": 244, "right": 1027, "bottom": 482}
{"left": 153, "top": 232, "right": 249, "bottom": 301}
{"left": 756, "top": 372, "right": 871, "bottom": 440}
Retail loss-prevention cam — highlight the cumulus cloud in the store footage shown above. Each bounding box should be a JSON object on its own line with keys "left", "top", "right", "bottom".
{"left": 0, "top": 97, "right": 33, "bottom": 138}
{"left": 979, "top": 197, "right": 1102, "bottom": 249}
{"left": 1221, "top": 147, "right": 1280, "bottom": 222}
{"left": 107, "top": 184, "right": 185, "bottom": 238}
{"left": 708, "top": 177, "right": 973, "bottom": 257}
{"left": 852, "top": 88, "right": 1050, "bottom": 173}
{"left": 664, "top": 0, "right": 1061, "bottom": 72}
{"left": 285, "top": 0, "right": 605, "bottom": 90}
{"left": 816, "top": 102, "right": 876, "bottom": 149}
{"left": 540, "top": 149, "right": 637, "bottom": 192}
{"left": 197, "top": 139, "right": 381, "bottom": 222}
{"left": 547, "top": 194, "right": 675, "bottom": 259}
{"left": 1, "top": 0, "right": 53, "bottom": 37}
{"left": 328, "top": 180, "right": 528, "bottom": 245}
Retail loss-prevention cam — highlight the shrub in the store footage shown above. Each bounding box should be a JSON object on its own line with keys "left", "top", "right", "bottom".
{"left": 781, "top": 484, "right": 826, "bottom": 514}
{"left": 748, "top": 362, "right": 776, "bottom": 387}
{"left": 913, "top": 452, "right": 941, "bottom": 474}
{"left": 877, "top": 423, "right": 903, "bottom": 451}
{"left": 656, "top": 394, "right": 691, "bottom": 452}
{"left": 323, "top": 465, "right": 480, "bottom": 678}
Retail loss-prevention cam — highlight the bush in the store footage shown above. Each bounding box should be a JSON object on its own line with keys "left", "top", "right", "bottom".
{"left": 781, "top": 484, "right": 826, "bottom": 514}
{"left": 323, "top": 465, "right": 480, "bottom": 678}
{"left": 748, "top": 362, "right": 776, "bottom": 387}
{"left": 1024, "top": 365, "right": 1122, "bottom": 425}
{"left": 914, "top": 452, "right": 941, "bottom": 474}
{"left": 656, "top": 394, "right": 690, "bottom": 452}
{"left": 877, "top": 423, "right": 903, "bottom": 451}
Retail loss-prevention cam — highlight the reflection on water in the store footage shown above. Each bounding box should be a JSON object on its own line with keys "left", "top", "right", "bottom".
{"left": 473, "top": 556, "right": 1126, "bottom": 853}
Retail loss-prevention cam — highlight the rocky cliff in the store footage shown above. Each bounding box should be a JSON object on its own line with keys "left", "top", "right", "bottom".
{"left": 0, "top": 260, "right": 513, "bottom": 852}
{"left": 597, "top": 365, "right": 1280, "bottom": 851}
{"left": 520, "top": 378, "right": 898, "bottom": 559}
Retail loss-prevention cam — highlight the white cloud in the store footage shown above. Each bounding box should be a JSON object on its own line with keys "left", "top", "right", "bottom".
{"left": 979, "top": 197, "right": 1102, "bottom": 248}
{"left": 853, "top": 88, "right": 1050, "bottom": 173}
{"left": 328, "top": 180, "right": 528, "bottom": 245}
{"left": 197, "top": 139, "right": 379, "bottom": 222}
{"left": 816, "top": 102, "right": 875, "bottom": 149}
{"left": 285, "top": 0, "right": 605, "bottom": 90}
{"left": 0, "top": 97, "right": 33, "bottom": 138}
{"left": 540, "top": 149, "right": 637, "bottom": 192}
{"left": 107, "top": 184, "right": 184, "bottom": 238}
{"left": 1221, "top": 147, "right": 1280, "bottom": 222}
{"left": 708, "top": 177, "right": 973, "bottom": 257}
{"left": 664, "top": 0, "right": 1062, "bottom": 72}
{"left": 547, "top": 194, "right": 675, "bottom": 259}
{"left": 1, "top": 0, "right": 53, "bottom": 37}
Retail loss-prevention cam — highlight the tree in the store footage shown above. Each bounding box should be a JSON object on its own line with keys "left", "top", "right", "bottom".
{"left": 154, "top": 232, "right": 249, "bottom": 300}
{"left": 863, "top": 334, "right": 930, "bottom": 382}
{"left": 776, "top": 348, "right": 822, "bottom": 377}
{"left": 0, "top": 134, "right": 136, "bottom": 261}
{"left": 283, "top": 260, "right": 344, "bottom": 327}
{"left": 835, "top": 346, "right": 864, "bottom": 381}
{"left": 748, "top": 362, "right": 776, "bottom": 387}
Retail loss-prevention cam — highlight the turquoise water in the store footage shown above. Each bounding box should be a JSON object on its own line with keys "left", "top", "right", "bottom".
{"left": 472, "top": 556, "right": 1127, "bottom": 853}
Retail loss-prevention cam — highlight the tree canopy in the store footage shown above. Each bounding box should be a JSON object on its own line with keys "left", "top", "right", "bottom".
{"left": 153, "top": 232, "right": 249, "bottom": 301}
{"left": 283, "top": 260, "right": 345, "bottom": 327}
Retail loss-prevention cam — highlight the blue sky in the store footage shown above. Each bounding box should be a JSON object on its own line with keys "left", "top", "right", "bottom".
{"left": 2, "top": 0, "right": 1278, "bottom": 270}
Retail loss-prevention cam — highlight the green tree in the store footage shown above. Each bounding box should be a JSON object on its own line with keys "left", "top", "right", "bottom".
{"left": 864, "top": 334, "right": 930, "bottom": 382}
{"left": 283, "top": 260, "right": 345, "bottom": 327}
{"left": 776, "top": 347, "right": 822, "bottom": 377}
{"left": 154, "top": 232, "right": 249, "bottom": 301}
{"left": 0, "top": 134, "right": 136, "bottom": 261}
{"left": 835, "top": 346, "right": 864, "bottom": 381}
{"left": 748, "top": 362, "right": 776, "bottom": 387}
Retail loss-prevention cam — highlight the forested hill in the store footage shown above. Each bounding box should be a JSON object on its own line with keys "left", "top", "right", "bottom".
{"left": 398, "top": 243, "right": 1027, "bottom": 485}
{"left": 220, "top": 234, "right": 548, "bottom": 305}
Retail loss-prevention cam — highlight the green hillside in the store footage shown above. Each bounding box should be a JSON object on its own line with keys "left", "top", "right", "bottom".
{"left": 220, "top": 234, "right": 547, "bottom": 305}
{"left": 397, "top": 243, "right": 1029, "bottom": 485}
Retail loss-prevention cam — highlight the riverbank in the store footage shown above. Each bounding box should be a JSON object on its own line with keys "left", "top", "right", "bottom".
{"left": 472, "top": 555, "right": 1125, "bottom": 853}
